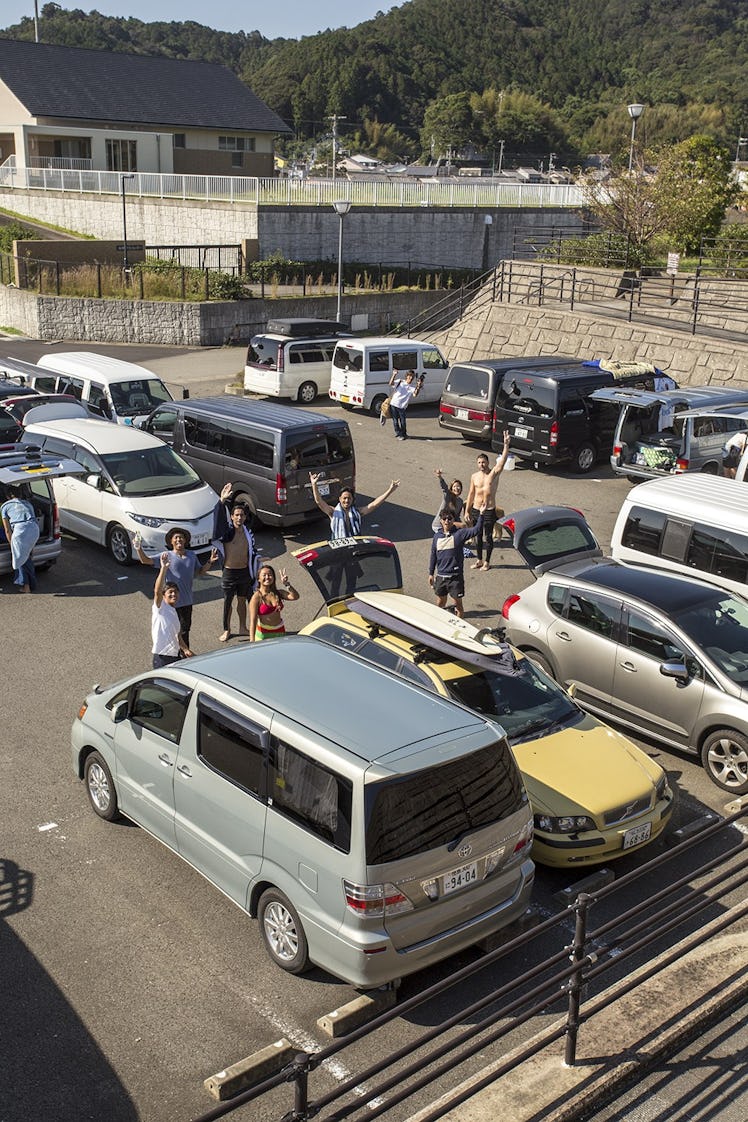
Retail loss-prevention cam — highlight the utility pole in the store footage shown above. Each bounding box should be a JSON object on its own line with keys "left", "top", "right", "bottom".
{"left": 328, "top": 114, "right": 347, "bottom": 182}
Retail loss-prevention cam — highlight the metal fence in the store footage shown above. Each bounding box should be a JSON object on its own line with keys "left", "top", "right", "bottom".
{"left": 0, "top": 157, "right": 585, "bottom": 210}
{"left": 191, "top": 806, "right": 747, "bottom": 1122}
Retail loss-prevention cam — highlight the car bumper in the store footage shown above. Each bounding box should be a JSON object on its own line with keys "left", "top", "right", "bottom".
{"left": 532, "top": 799, "right": 674, "bottom": 868}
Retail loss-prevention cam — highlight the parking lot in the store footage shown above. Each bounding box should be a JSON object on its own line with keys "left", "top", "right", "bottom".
{"left": 1, "top": 343, "right": 743, "bottom": 1122}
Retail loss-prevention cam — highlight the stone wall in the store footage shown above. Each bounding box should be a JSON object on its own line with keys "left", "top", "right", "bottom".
{"left": 437, "top": 299, "right": 748, "bottom": 387}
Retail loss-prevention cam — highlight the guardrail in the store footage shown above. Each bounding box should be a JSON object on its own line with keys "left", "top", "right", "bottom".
{"left": 191, "top": 806, "right": 747, "bottom": 1122}
{"left": 0, "top": 160, "right": 585, "bottom": 210}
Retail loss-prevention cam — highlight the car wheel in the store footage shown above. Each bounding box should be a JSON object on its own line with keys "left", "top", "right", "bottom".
{"left": 371, "top": 394, "right": 387, "bottom": 417}
{"left": 340, "top": 402, "right": 355, "bottom": 412}
{"left": 525, "top": 650, "right": 556, "bottom": 679}
{"left": 572, "top": 442, "right": 597, "bottom": 474}
{"left": 258, "top": 888, "right": 310, "bottom": 974}
{"left": 298, "top": 381, "right": 317, "bottom": 405}
{"left": 107, "top": 523, "right": 133, "bottom": 565}
{"left": 700, "top": 462, "right": 720, "bottom": 475}
{"left": 84, "top": 752, "right": 119, "bottom": 821}
{"left": 701, "top": 729, "right": 748, "bottom": 793}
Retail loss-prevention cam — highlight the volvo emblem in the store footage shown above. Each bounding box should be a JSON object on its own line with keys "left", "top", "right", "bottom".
{"left": 457, "top": 843, "right": 473, "bottom": 859}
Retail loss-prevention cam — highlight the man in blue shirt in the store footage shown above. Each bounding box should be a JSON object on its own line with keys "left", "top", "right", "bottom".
{"left": 428, "top": 503, "right": 486, "bottom": 617}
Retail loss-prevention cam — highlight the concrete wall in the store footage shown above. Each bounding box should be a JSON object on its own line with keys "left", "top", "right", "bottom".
{"left": 437, "top": 299, "right": 748, "bottom": 387}
{"left": 0, "top": 188, "right": 585, "bottom": 269}
{"left": 0, "top": 284, "right": 445, "bottom": 346}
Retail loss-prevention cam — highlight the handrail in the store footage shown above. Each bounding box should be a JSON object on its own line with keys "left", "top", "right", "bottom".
{"left": 191, "top": 804, "right": 747, "bottom": 1122}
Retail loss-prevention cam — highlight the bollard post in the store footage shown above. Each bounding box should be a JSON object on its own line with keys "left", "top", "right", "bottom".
{"left": 564, "top": 891, "right": 591, "bottom": 1066}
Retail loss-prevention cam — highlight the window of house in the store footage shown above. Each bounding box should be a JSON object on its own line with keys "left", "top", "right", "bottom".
{"left": 173, "top": 134, "right": 186, "bottom": 149}
{"left": 231, "top": 152, "right": 243, "bottom": 169}
{"left": 106, "top": 139, "right": 137, "bottom": 172}
{"left": 219, "top": 136, "right": 256, "bottom": 152}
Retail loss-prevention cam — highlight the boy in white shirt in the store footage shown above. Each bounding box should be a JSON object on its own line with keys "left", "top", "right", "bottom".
{"left": 152, "top": 556, "right": 193, "bottom": 668}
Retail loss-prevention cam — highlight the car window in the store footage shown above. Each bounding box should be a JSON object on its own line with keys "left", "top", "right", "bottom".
{"left": 72, "top": 447, "right": 102, "bottom": 477}
{"left": 57, "top": 376, "right": 85, "bottom": 400}
{"left": 197, "top": 696, "right": 265, "bottom": 796}
{"left": 444, "top": 660, "right": 580, "bottom": 744}
{"left": 369, "top": 350, "right": 391, "bottom": 372}
{"left": 100, "top": 445, "right": 203, "bottom": 496}
{"left": 147, "top": 407, "right": 179, "bottom": 442}
{"left": 422, "top": 348, "right": 447, "bottom": 369}
{"left": 567, "top": 590, "right": 620, "bottom": 639}
{"left": 88, "top": 386, "right": 112, "bottom": 418}
{"left": 548, "top": 584, "right": 567, "bottom": 616}
{"left": 269, "top": 738, "right": 352, "bottom": 852}
{"left": 673, "top": 593, "right": 748, "bottom": 684}
{"left": 130, "top": 680, "right": 192, "bottom": 743}
{"left": 621, "top": 507, "right": 667, "bottom": 555}
{"left": 686, "top": 526, "right": 748, "bottom": 585}
{"left": 626, "top": 610, "right": 685, "bottom": 663}
{"left": 32, "top": 375, "right": 59, "bottom": 393}
{"left": 445, "top": 365, "right": 490, "bottom": 398}
{"left": 519, "top": 519, "right": 598, "bottom": 565}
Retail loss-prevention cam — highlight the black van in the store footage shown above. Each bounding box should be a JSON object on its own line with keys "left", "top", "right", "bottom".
{"left": 142, "top": 397, "right": 355, "bottom": 528}
{"left": 491, "top": 361, "right": 671, "bottom": 473}
{"left": 439, "top": 356, "right": 576, "bottom": 443}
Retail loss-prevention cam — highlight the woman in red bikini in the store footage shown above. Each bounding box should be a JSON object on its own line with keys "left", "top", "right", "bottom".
{"left": 248, "top": 564, "right": 300, "bottom": 641}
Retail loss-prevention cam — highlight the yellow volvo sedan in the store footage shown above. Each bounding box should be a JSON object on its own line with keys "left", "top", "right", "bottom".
{"left": 294, "top": 536, "right": 674, "bottom": 868}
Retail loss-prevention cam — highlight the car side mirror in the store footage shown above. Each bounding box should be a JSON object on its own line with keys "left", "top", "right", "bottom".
{"left": 660, "top": 660, "right": 689, "bottom": 682}
{"left": 111, "top": 699, "right": 129, "bottom": 723}
{"left": 85, "top": 473, "right": 102, "bottom": 489}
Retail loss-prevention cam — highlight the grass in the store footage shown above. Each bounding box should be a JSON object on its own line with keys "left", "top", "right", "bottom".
{"left": 0, "top": 205, "right": 93, "bottom": 239}
{"left": 0, "top": 324, "right": 24, "bottom": 334}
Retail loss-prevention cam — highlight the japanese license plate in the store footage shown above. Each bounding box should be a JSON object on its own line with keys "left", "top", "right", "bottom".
{"left": 456, "top": 408, "right": 469, "bottom": 420}
{"left": 623, "top": 822, "right": 651, "bottom": 849}
{"left": 316, "top": 483, "right": 329, "bottom": 496}
{"left": 441, "top": 861, "right": 478, "bottom": 895}
{"left": 192, "top": 533, "right": 209, "bottom": 547}
{"left": 514, "top": 426, "right": 530, "bottom": 440}
{"left": 329, "top": 537, "right": 357, "bottom": 548}
{"left": 340, "top": 395, "right": 350, "bottom": 403}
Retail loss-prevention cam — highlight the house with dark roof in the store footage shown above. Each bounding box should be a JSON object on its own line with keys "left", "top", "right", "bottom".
{"left": 0, "top": 38, "right": 291, "bottom": 178}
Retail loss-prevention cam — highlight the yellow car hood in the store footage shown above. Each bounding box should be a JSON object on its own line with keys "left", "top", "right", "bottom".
{"left": 512, "top": 715, "right": 662, "bottom": 816}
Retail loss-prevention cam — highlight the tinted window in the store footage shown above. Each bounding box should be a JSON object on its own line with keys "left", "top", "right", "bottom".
{"left": 548, "top": 584, "right": 567, "bottom": 616}
{"left": 31, "top": 435, "right": 75, "bottom": 457}
{"left": 285, "top": 430, "right": 353, "bottom": 471}
{"left": 197, "top": 697, "right": 265, "bottom": 796}
{"left": 686, "top": 527, "right": 748, "bottom": 585}
{"left": 183, "top": 416, "right": 225, "bottom": 453}
{"left": 626, "top": 610, "right": 685, "bottom": 662}
{"left": 269, "top": 739, "right": 352, "bottom": 851}
{"left": 518, "top": 518, "right": 598, "bottom": 565}
{"left": 130, "top": 680, "right": 191, "bottom": 743}
{"left": 247, "top": 338, "right": 280, "bottom": 369}
{"left": 497, "top": 375, "right": 556, "bottom": 417}
{"left": 365, "top": 740, "right": 525, "bottom": 865}
{"left": 0, "top": 411, "right": 21, "bottom": 442}
{"left": 32, "top": 375, "right": 59, "bottom": 393}
{"left": 392, "top": 350, "right": 418, "bottom": 370}
{"left": 445, "top": 365, "right": 490, "bottom": 399}
{"left": 147, "top": 406, "right": 179, "bottom": 441}
{"left": 311, "top": 622, "right": 367, "bottom": 655}
{"left": 369, "top": 350, "right": 391, "bottom": 373}
{"left": 621, "top": 507, "right": 666, "bottom": 556}
{"left": 567, "top": 591, "right": 619, "bottom": 638}
{"left": 673, "top": 592, "right": 748, "bottom": 684}
{"left": 223, "top": 429, "right": 274, "bottom": 469}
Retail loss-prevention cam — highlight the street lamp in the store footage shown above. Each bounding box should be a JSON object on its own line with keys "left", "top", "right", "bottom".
{"left": 121, "top": 172, "right": 135, "bottom": 274}
{"left": 332, "top": 199, "right": 351, "bottom": 322}
{"left": 627, "top": 103, "right": 645, "bottom": 173}
{"left": 735, "top": 137, "right": 748, "bottom": 163}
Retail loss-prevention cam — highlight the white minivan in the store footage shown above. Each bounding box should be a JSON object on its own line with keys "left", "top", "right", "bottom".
{"left": 244, "top": 319, "right": 352, "bottom": 404}
{"left": 22, "top": 417, "right": 218, "bottom": 564}
{"left": 329, "top": 337, "right": 449, "bottom": 415}
{"left": 611, "top": 473, "right": 748, "bottom": 600}
{"left": 28, "top": 352, "right": 184, "bottom": 426}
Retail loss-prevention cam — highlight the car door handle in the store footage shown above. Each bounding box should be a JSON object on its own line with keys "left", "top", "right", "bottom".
{"left": 158, "top": 753, "right": 173, "bottom": 767}
{"left": 619, "top": 661, "right": 637, "bottom": 672}
{"left": 176, "top": 764, "right": 192, "bottom": 778}
{"left": 556, "top": 631, "right": 572, "bottom": 642}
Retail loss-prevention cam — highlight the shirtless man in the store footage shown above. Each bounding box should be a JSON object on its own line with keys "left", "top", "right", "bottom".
{"left": 465, "top": 431, "right": 511, "bottom": 571}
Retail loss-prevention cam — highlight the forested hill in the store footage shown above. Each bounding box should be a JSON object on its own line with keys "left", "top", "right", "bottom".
{"left": 2, "top": 0, "right": 746, "bottom": 153}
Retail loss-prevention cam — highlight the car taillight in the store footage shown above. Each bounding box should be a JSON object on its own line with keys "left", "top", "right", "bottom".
{"left": 549, "top": 420, "right": 559, "bottom": 447}
{"left": 52, "top": 501, "right": 60, "bottom": 540}
{"left": 502, "top": 593, "right": 520, "bottom": 619}
{"left": 440, "top": 402, "right": 455, "bottom": 416}
{"left": 277, "top": 348, "right": 284, "bottom": 372}
{"left": 675, "top": 457, "right": 689, "bottom": 472}
{"left": 276, "top": 473, "right": 287, "bottom": 504}
{"left": 613, "top": 443, "right": 622, "bottom": 458}
{"left": 468, "top": 409, "right": 491, "bottom": 422}
{"left": 343, "top": 880, "right": 413, "bottom": 918}
{"left": 513, "top": 819, "right": 534, "bottom": 854}
{"left": 502, "top": 517, "right": 516, "bottom": 536}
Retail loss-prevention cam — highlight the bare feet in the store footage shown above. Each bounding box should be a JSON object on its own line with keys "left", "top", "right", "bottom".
{"left": 219, "top": 630, "right": 230, "bottom": 642}
{"left": 471, "top": 560, "right": 483, "bottom": 569}
{"left": 480, "top": 562, "right": 490, "bottom": 571}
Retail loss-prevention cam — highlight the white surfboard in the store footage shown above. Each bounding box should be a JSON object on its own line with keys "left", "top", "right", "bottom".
{"left": 353, "top": 590, "right": 506, "bottom": 656}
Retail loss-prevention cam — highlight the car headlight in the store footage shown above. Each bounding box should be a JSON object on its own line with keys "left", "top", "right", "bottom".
{"left": 534, "top": 813, "right": 596, "bottom": 834}
{"left": 127, "top": 513, "right": 167, "bottom": 528}
{"left": 655, "top": 773, "right": 671, "bottom": 801}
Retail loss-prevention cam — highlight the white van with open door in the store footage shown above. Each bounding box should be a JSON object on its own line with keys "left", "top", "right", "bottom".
{"left": 329, "top": 337, "right": 449, "bottom": 415}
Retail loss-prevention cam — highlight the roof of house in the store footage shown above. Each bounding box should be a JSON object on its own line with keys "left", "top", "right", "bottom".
{"left": 0, "top": 38, "right": 291, "bottom": 133}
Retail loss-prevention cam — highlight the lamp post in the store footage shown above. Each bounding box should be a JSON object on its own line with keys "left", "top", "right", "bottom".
{"left": 332, "top": 199, "right": 351, "bottom": 322}
{"left": 627, "top": 103, "right": 645, "bottom": 173}
{"left": 121, "top": 172, "right": 135, "bottom": 274}
{"left": 735, "top": 136, "right": 748, "bottom": 163}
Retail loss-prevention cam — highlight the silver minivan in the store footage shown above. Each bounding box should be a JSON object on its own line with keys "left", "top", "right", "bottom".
{"left": 72, "top": 637, "right": 534, "bottom": 987}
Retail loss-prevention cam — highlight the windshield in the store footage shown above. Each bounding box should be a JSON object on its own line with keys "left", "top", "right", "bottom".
{"left": 108, "top": 379, "right": 172, "bottom": 417}
{"left": 365, "top": 740, "right": 525, "bottom": 865}
{"left": 444, "top": 365, "right": 490, "bottom": 399}
{"left": 673, "top": 592, "right": 748, "bottom": 685}
{"left": 101, "top": 444, "right": 204, "bottom": 497}
{"left": 442, "top": 659, "right": 581, "bottom": 744}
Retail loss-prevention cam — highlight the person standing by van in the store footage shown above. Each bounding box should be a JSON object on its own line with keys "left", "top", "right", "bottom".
{"left": 429, "top": 504, "right": 486, "bottom": 617}
{"left": 152, "top": 555, "right": 193, "bottom": 668}
{"left": 388, "top": 369, "right": 424, "bottom": 440}
{"left": 1, "top": 487, "right": 40, "bottom": 592}
{"left": 248, "top": 564, "right": 300, "bottom": 640}
{"left": 214, "top": 483, "right": 261, "bottom": 642}
{"left": 134, "top": 527, "right": 218, "bottom": 649}
{"left": 465, "top": 432, "right": 512, "bottom": 571}
{"left": 310, "top": 474, "right": 400, "bottom": 539}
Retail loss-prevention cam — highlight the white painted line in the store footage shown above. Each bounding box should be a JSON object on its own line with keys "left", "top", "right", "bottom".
{"left": 37, "top": 822, "right": 58, "bottom": 832}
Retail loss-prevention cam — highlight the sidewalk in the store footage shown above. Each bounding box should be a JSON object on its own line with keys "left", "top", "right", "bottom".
{"left": 410, "top": 904, "right": 748, "bottom": 1122}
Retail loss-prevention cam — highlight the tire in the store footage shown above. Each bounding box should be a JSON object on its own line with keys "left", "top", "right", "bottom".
{"left": 107, "top": 523, "right": 133, "bottom": 565}
{"left": 700, "top": 729, "right": 748, "bottom": 794}
{"left": 700, "top": 462, "right": 720, "bottom": 475}
{"left": 84, "top": 752, "right": 120, "bottom": 821}
{"left": 298, "top": 381, "right": 317, "bottom": 405}
{"left": 525, "top": 650, "right": 556, "bottom": 680}
{"left": 572, "top": 442, "right": 597, "bottom": 474}
{"left": 371, "top": 394, "right": 387, "bottom": 417}
{"left": 258, "top": 888, "right": 310, "bottom": 974}
{"left": 340, "top": 402, "right": 355, "bottom": 412}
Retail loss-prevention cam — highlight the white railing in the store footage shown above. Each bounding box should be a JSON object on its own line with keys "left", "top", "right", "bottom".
{"left": 28, "top": 157, "right": 94, "bottom": 170}
{"left": 0, "top": 158, "right": 585, "bottom": 209}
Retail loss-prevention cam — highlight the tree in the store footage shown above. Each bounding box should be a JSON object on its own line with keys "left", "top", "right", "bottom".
{"left": 420, "top": 92, "right": 474, "bottom": 158}
{"left": 347, "top": 118, "right": 417, "bottom": 161}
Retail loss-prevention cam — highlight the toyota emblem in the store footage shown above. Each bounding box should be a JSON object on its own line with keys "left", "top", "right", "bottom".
{"left": 457, "top": 843, "right": 473, "bottom": 859}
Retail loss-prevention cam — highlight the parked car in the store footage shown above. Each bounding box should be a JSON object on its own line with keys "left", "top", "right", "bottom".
{"left": 244, "top": 318, "right": 353, "bottom": 404}
{"left": 72, "top": 637, "right": 535, "bottom": 987}
{"left": 294, "top": 536, "right": 674, "bottom": 866}
{"left": 21, "top": 416, "right": 218, "bottom": 563}
{"left": 1, "top": 392, "right": 92, "bottom": 423}
{"left": 329, "top": 337, "right": 449, "bottom": 415}
{"left": 500, "top": 505, "right": 748, "bottom": 794}
{"left": 592, "top": 386, "right": 748, "bottom": 481}
{"left": 0, "top": 378, "right": 39, "bottom": 402}
{"left": 0, "top": 445, "right": 84, "bottom": 579}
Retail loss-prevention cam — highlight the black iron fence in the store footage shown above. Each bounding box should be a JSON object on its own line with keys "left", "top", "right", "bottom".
{"left": 191, "top": 806, "right": 747, "bottom": 1122}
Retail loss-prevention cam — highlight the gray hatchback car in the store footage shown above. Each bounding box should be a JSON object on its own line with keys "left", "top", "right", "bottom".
{"left": 500, "top": 505, "right": 748, "bottom": 794}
